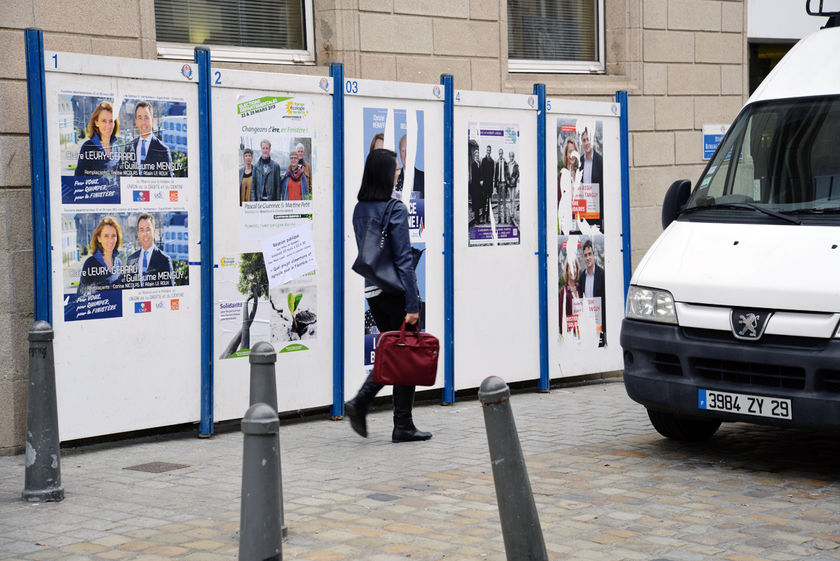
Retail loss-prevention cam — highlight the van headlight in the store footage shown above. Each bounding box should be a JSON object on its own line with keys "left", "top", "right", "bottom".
{"left": 626, "top": 286, "right": 678, "bottom": 324}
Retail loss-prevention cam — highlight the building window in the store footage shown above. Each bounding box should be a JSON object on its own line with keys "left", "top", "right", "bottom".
{"left": 154, "top": 0, "right": 315, "bottom": 65}
{"left": 507, "top": 0, "right": 605, "bottom": 73}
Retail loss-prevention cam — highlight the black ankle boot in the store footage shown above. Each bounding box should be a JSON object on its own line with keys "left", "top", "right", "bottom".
{"left": 392, "top": 386, "right": 432, "bottom": 443}
{"left": 346, "top": 374, "right": 382, "bottom": 438}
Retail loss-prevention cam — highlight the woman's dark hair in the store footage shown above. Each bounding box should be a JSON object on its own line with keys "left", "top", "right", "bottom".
{"left": 358, "top": 148, "right": 397, "bottom": 201}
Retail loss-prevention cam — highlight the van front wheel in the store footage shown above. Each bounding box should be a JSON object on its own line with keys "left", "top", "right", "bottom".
{"left": 647, "top": 408, "right": 721, "bottom": 441}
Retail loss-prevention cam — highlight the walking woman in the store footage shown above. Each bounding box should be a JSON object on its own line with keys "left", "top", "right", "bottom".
{"left": 346, "top": 149, "right": 432, "bottom": 443}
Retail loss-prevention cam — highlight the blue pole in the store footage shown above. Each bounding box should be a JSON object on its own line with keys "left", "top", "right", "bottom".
{"left": 440, "top": 74, "right": 455, "bottom": 404}
{"left": 195, "top": 48, "right": 214, "bottom": 437}
{"left": 330, "top": 63, "right": 345, "bottom": 418}
{"left": 615, "top": 91, "right": 632, "bottom": 302}
{"left": 534, "top": 84, "right": 549, "bottom": 392}
{"left": 25, "top": 29, "right": 51, "bottom": 324}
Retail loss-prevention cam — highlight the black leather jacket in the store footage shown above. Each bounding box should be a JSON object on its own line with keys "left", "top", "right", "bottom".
{"left": 352, "top": 199, "right": 420, "bottom": 313}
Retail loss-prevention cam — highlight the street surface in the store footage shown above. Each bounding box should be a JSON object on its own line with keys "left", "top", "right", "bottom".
{"left": 1, "top": 380, "right": 839, "bottom": 560}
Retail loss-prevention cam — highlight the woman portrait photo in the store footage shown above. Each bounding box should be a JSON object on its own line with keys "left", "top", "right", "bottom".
{"left": 77, "top": 216, "right": 125, "bottom": 294}
{"left": 558, "top": 135, "right": 581, "bottom": 235}
{"left": 560, "top": 257, "right": 580, "bottom": 336}
{"left": 74, "top": 101, "right": 123, "bottom": 177}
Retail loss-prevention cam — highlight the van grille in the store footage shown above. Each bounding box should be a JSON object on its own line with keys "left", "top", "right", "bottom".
{"left": 691, "top": 358, "right": 805, "bottom": 390}
{"left": 816, "top": 369, "right": 840, "bottom": 394}
{"left": 651, "top": 353, "right": 682, "bottom": 376}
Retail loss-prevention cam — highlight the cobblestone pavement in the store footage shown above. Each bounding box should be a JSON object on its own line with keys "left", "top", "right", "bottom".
{"left": 1, "top": 379, "right": 839, "bottom": 561}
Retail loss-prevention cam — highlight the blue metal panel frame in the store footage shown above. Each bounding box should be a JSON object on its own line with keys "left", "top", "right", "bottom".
{"left": 440, "top": 74, "right": 455, "bottom": 404}
{"left": 616, "top": 91, "right": 632, "bottom": 301}
{"left": 534, "top": 84, "right": 549, "bottom": 391}
{"left": 195, "top": 48, "right": 214, "bottom": 436}
{"left": 25, "top": 29, "right": 52, "bottom": 324}
{"left": 330, "top": 63, "right": 345, "bottom": 418}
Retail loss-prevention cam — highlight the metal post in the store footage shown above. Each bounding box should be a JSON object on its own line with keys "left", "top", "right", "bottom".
{"left": 239, "top": 403, "right": 283, "bottom": 561}
{"left": 329, "top": 62, "right": 345, "bottom": 419}
{"left": 533, "top": 84, "right": 550, "bottom": 392}
{"left": 195, "top": 46, "right": 214, "bottom": 437}
{"left": 440, "top": 73, "right": 455, "bottom": 404}
{"left": 22, "top": 321, "right": 64, "bottom": 503}
{"left": 248, "top": 341, "right": 286, "bottom": 537}
{"left": 478, "top": 376, "right": 547, "bottom": 561}
{"left": 249, "top": 341, "right": 278, "bottom": 410}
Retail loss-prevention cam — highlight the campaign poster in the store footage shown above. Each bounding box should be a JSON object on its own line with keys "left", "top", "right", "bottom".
{"left": 237, "top": 94, "right": 314, "bottom": 213}
{"left": 216, "top": 251, "right": 318, "bottom": 358}
{"left": 58, "top": 93, "right": 188, "bottom": 205}
{"left": 556, "top": 118, "right": 604, "bottom": 235}
{"left": 219, "top": 93, "right": 320, "bottom": 358}
{"left": 361, "top": 107, "right": 427, "bottom": 368}
{"left": 467, "top": 122, "right": 521, "bottom": 246}
{"left": 362, "top": 107, "right": 426, "bottom": 239}
{"left": 558, "top": 234, "right": 606, "bottom": 348}
{"left": 61, "top": 211, "right": 190, "bottom": 322}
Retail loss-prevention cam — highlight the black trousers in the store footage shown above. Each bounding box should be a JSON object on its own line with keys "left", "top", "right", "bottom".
{"left": 368, "top": 292, "right": 407, "bottom": 333}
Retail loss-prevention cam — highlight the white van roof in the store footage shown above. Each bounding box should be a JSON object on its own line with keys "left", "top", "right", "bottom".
{"left": 748, "top": 26, "right": 840, "bottom": 104}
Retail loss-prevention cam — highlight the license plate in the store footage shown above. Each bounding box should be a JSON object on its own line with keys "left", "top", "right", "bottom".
{"left": 698, "top": 389, "right": 792, "bottom": 420}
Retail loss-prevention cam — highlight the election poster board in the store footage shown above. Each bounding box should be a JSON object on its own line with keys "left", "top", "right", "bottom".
{"left": 343, "top": 79, "right": 445, "bottom": 399}
{"left": 44, "top": 53, "right": 201, "bottom": 440}
{"left": 210, "top": 70, "right": 334, "bottom": 422}
{"left": 547, "top": 99, "right": 625, "bottom": 378}
{"left": 453, "top": 91, "right": 540, "bottom": 390}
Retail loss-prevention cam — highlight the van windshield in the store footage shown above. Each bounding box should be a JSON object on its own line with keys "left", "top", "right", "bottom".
{"left": 685, "top": 95, "right": 840, "bottom": 222}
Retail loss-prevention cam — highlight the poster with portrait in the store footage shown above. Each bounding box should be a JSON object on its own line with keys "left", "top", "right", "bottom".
{"left": 56, "top": 90, "right": 193, "bottom": 324}
{"left": 467, "top": 122, "right": 521, "bottom": 246}
{"left": 361, "top": 106, "right": 428, "bottom": 369}
{"left": 58, "top": 93, "right": 188, "bottom": 205}
{"left": 556, "top": 118, "right": 604, "bottom": 235}
{"left": 217, "top": 93, "right": 321, "bottom": 357}
{"left": 60, "top": 211, "right": 190, "bottom": 322}
{"left": 558, "top": 234, "right": 606, "bottom": 348}
{"left": 237, "top": 94, "right": 314, "bottom": 238}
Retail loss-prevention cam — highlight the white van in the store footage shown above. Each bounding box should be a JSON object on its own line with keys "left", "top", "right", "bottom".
{"left": 620, "top": 13, "right": 840, "bottom": 440}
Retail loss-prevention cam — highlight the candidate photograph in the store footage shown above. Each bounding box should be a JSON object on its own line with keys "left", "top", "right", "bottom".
{"left": 556, "top": 118, "right": 604, "bottom": 235}
{"left": 118, "top": 98, "right": 189, "bottom": 178}
{"left": 62, "top": 211, "right": 190, "bottom": 295}
{"left": 240, "top": 137, "right": 312, "bottom": 202}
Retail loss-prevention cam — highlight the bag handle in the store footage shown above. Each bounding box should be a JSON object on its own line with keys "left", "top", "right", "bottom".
{"left": 399, "top": 320, "right": 421, "bottom": 342}
{"left": 380, "top": 198, "right": 400, "bottom": 234}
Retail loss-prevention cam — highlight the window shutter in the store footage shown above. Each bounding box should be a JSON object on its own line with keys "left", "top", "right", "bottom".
{"left": 507, "top": 0, "right": 599, "bottom": 62}
{"left": 154, "top": 0, "right": 306, "bottom": 51}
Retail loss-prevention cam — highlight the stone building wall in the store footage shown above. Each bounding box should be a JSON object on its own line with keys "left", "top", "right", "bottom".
{"left": 0, "top": 0, "right": 746, "bottom": 452}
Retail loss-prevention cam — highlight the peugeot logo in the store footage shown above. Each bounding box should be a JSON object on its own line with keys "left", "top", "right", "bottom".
{"left": 730, "top": 308, "right": 773, "bottom": 341}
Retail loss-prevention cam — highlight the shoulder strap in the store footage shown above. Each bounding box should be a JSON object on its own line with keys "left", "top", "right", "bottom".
{"left": 381, "top": 198, "right": 400, "bottom": 231}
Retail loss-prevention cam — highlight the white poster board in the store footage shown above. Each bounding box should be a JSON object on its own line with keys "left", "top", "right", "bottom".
{"left": 210, "top": 70, "right": 334, "bottom": 422}
{"left": 547, "top": 99, "right": 625, "bottom": 378}
{"left": 44, "top": 53, "right": 202, "bottom": 440}
{"left": 453, "top": 91, "right": 540, "bottom": 389}
{"left": 342, "top": 79, "right": 445, "bottom": 398}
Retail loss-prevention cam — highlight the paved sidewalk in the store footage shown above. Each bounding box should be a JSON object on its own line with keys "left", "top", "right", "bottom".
{"left": 1, "top": 380, "right": 840, "bottom": 561}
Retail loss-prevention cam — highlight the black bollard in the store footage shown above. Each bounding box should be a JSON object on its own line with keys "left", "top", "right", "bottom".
{"left": 22, "top": 321, "right": 64, "bottom": 503}
{"left": 249, "top": 341, "right": 278, "bottom": 409}
{"left": 478, "top": 376, "right": 547, "bottom": 561}
{"left": 239, "top": 403, "right": 283, "bottom": 561}
{"left": 248, "top": 341, "right": 286, "bottom": 538}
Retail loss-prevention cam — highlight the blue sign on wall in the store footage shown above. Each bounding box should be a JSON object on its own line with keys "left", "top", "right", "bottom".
{"left": 702, "top": 124, "right": 730, "bottom": 160}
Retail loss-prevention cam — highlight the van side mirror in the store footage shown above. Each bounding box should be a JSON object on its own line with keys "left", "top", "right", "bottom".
{"left": 661, "top": 179, "right": 691, "bottom": 229}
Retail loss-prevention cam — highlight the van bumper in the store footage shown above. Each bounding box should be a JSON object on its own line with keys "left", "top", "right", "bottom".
{"left": 620, "top": 318, "right": 840, "bottom": 429}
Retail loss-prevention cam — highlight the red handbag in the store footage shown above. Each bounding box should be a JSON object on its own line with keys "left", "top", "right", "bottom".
{"left": 372, "top": 322, "right": 440, "bottom": 386}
